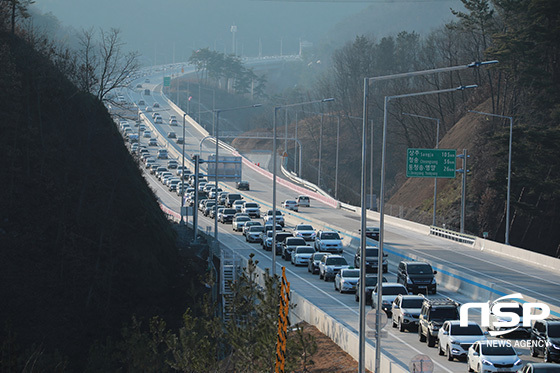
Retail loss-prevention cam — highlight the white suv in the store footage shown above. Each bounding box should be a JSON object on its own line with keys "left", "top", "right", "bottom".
{"left": 438, "top": 320, "right": 487, "bottom": 361}
{"left": 391, "top": 294, "right": 424, "bottom": 332}
{"left": 318, "top": 254, "right": 349, "bottom": 281}
{"left": 314, "top": 231, "right": 343, "bottom": 253}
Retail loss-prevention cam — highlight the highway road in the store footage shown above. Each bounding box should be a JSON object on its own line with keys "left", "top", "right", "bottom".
{"left": 116, "top": 63, "right": 560, "bottom": 372}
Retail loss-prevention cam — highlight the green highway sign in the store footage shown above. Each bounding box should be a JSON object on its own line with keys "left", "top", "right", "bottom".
{"left": 406, "top": 148, "right": 456, "bottom": 178}
{"left": 163, "top": 76, "right": 171, "bottom": 87}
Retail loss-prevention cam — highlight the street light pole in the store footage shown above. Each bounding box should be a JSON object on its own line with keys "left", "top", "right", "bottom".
{"left": 181, "top": 113, "right": 187, "bottom": 224}
{"left": 402, "top": 112, "right": 440, "bottom": 226}
{"left": 272, "top": 98, "right": 334, "bottom": 277}
{"left": 359, "top": 60, "right": 497, "bottom": 373}
{"left": 468, "top": 110, "right": 513, "bottom": 245}
{"left": 335, "top": 115, "right": 340, "bottom": 200}
{"left": 318, "top": 114, "right": 323, "bottom": 187}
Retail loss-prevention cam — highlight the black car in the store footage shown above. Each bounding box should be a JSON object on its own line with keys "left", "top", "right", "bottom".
{"left": 274, "top": 232, "right": 293, "bottom": 255}
{"left": 236, "top": 180, "right": 250, "bottom": 190}
{"left": 354, "top": 246, "right": 388, "bottom": 273}
{"left": 308, "top": 252, "right": 328, "bottom": 274}
{"left": 220, "top": 208, "right": 237, "bottom": 224}
{"left": 531, "top": 318, "right": 560, "bottom": 363}
{"left": 396, "top": 261, "right": 437, "bottom": 294}
{"left": 282, "top": 237, "right": 307, "bottom": 261}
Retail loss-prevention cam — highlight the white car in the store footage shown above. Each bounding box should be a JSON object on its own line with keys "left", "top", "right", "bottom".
{"left": 242, "top": 202, "right": 260, "bottom": 218}
{"left": 314, "top": 230, "right": 343, "bottom": 254}
{"left": 264, "top": 210, "right": 284, "bottom": 227}
{"left": 467, "top": 340, "right": 523, "bottom": 373}
{"left": 232, "top": 216, "right": 251, "bottom": 232}
{"left": 154, "top": 116, "right": 163, "bottom": 124}
{"left": 169, "top": 119, "right": 179, "bottom": 126}
{"left": 243, "top": 221, "right": 262, "bottom": 236}
{"left": 293, "top": 224, "right": 316, "bottom": 241}
{"left": 438, "top": 320, "right": 487, "bottom": 361}
{"left": 318, "top": 254, "right": 349, "bottom": 281}
{"left": 487, "top": 300, "right": 529, "bottom": 335}
{"left": 291, "top": 246, "right": 314, "bottom": 266}
{"left": 246, "top": 225, "right": 264, "bottom": 243}
{"left": 282, "top": 200, "right": 298, "bottom": 212}
{"left": 334, "top": 268, "right": 360, "bottom": 293}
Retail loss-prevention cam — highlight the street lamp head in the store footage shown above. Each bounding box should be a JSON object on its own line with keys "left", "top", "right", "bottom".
{"left": 322, "top": 98, "right": 335, "bottom": 103}
{"left": 457, "top": 84, "right": 478, "bottom": 90}
{"left": 467, "top": 60, "right": 499, "bottom": 68}
{"left": 252, "top": 104, "right": 263, "bottom": 108}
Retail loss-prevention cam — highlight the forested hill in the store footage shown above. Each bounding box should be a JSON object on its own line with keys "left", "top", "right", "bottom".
{"left": 0, "top": 31, "right": 193, "bottom": 370}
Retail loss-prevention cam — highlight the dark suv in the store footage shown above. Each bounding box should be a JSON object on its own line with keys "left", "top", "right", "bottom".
{"left": 274, "top": 232, "right": 293, "bottom": 255}
{"left": 282, "top": 237, "right": 307, "bottom": 260}
{"left": 531, "top": 318, "right": 560, "bottom": 363}
{"left": 354, "top": 246, "right": 388, "bottom": 273}
{"left": 418, "top": 296, "right": 460, "bottom": 347}
{"left": 397, "top": 261, "right": 437, "bottom": 294}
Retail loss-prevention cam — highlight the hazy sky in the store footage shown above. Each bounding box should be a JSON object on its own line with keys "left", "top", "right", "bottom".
{"left": 35, "top": 0, "right": 462, "bottom": 65}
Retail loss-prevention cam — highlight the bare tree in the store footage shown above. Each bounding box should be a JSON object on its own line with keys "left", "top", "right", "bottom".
{"left": 76, "top": 28, "right": 139, "bottom": 102}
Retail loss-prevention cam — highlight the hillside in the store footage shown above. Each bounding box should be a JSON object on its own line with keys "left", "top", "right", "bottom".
{"left": 0, "top": 31, "right": 205, "bottom": 370}
{"left": 386, "top": 99, "right": 496, "bottom": 231}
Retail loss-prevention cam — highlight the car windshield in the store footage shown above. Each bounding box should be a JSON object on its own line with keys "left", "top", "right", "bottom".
{"left": 236, "top": 217, "right": 250, "bottom": 222}
{"left": 322, "top": 232, "right": 340, "bottom": 240}
{"left": 296, "top": 247, "right": 314, "bottom": 254}
{"left": 480, "top": 343, "right": 516, "bottom": 356}
{"left": 250, "top": 226, "right": 264, "bottom": 232}
{"left": 287, "top": 238, "right": 306, "bottom": 245}
{"left": 401, "top": 299, "right": 424, "bottom": 308}
{"left": 297, "top": 225, "right": 314, "bottom": 231}
{"left": 224, "top": 209, "right": 236, "bottom": 214}
{"left": 342, "top": 270, "right": 360, "bottom": 278}
{"left": 365, "top": 248, "right": 379, "bottom": 257}
{"left": 313, "top": 253, "right": 327, "bottom": 261}
{"left": 326, "top": 257, "right": 347, "bottom": 265}
{"left": 430, "top": 308, "right": 459, "bottom": 321}
{"left": 268, "top": 210, "right": 283, "bottom": 216}
{"left": 382, "top": 286, "right": 408, "bottom": 296}
{"left": 548, "top": 324, "right": 560, "bottom": 337}
{"left": 245, "top": 203, "right": 258, "bottom": 208}
{"left": 365, "top": 277, "right": 379, "bottom": 286}
{"left": 407, "top": 264, "right": 433, "bottom": 274}
{"left": 450, "top": 324, "right": 483, "bottom": 335}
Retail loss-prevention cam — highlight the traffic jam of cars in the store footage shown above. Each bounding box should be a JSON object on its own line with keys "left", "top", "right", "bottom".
{"left": 117, "top": 91, "right": 558, "bottom": 372}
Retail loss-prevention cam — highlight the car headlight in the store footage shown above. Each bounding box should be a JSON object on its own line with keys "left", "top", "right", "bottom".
{"left": 552, "top": 344, "right": 560, "bottom": 350}
{"left": 514, "top": 359, "right": 522, "bottom": 366}
{"left": 449, "top": 339, "right": 458, "bottom": 344}
{"left": 431, "top": 277, "right": 437, "bottom": 284}
{"left": 481, "top": 358, "right": 493, "bottom": 366}
{"left": 402, "top": 312, "right": 411, "bottom": 317}
{"left": 406, "top": 277, "right": 413, "bottom": 284}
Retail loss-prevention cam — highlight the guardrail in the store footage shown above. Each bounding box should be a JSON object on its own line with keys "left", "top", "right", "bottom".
{"left": 429, "top": 226, "right": 476, "bottom": 245}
